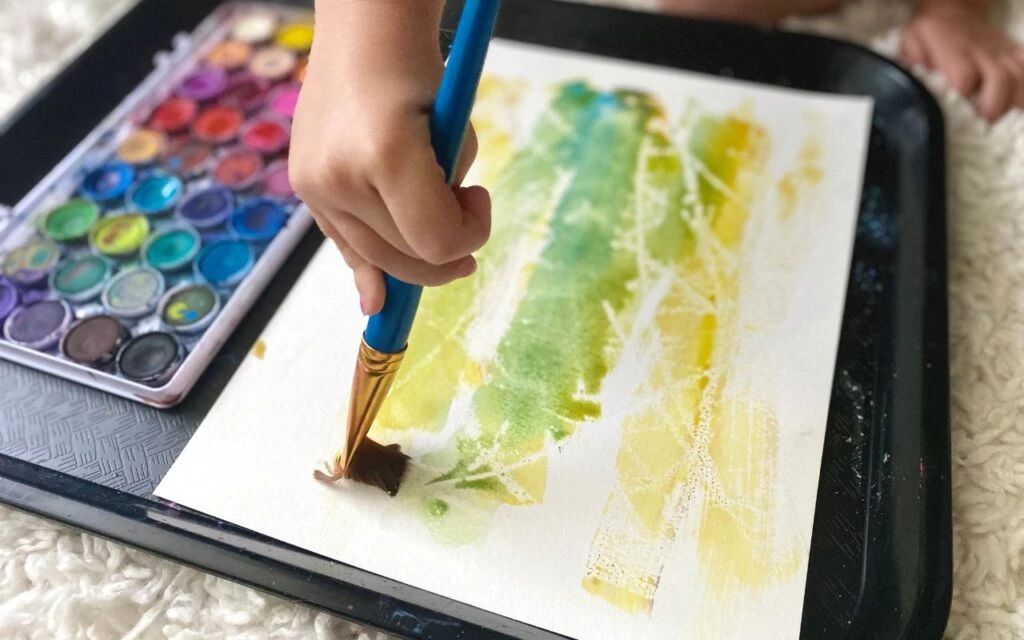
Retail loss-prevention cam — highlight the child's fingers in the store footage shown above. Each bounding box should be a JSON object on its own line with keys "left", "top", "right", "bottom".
{"left": 330, "top": 235, "right": 387, "bottom": 315}
{"left": 932, "top": 47, "right": 981, "bottom": 98}
{"left": 377, "top": 141, "right": 491, "bottom": 266}
{"left": 455, "top": 185, "right": 491, "bottom": 224}
{"left": 338, "top": 241, "right": 387, "bottom": 316}
{"left": 330, "top": 205, "right": 478, "bottom": 286}
{"left": 900, "top": 31, "right": 929, "bottom": 68}
{"left": 999, "top": 54, "right": 1024, "bottom": 111}
{"left": 309, "top": 206, "right": 387, "bottom": 314}
{"left": 305, "top": 189, "right": 420, "bottom": 258}
{"left": 975, "top": 54, "right": 1014, "bottom": 121}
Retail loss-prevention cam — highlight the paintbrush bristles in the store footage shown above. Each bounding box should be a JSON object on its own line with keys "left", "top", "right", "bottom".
{"left": 313, "top": 341, "right": 409, "bottom": 494}
{"left": 313, "top": 439, "right": 410, "bottom": 496}
{"left": 344, "top": 438, "right": 410, "bottom": 496}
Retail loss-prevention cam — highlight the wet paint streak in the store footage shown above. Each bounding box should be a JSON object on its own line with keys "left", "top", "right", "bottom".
{"left": 429, "top": 89, "right": 656, "bottom": 508}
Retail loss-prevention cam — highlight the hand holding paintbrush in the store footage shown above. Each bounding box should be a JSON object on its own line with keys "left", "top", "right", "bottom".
{"left": 292, "top": 0, "right": 504, "bottom": 495}
{"left": 290, "top": 0, "right": 491, "bottom": 316}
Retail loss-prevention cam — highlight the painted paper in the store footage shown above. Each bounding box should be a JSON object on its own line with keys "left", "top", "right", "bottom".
{"left": 156, "top": 40, "right": 872, "bottom": 639}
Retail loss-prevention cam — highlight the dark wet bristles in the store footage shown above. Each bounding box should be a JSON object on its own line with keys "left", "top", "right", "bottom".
{"left": 344, "top": 439, "right": 410, "bottom": 497}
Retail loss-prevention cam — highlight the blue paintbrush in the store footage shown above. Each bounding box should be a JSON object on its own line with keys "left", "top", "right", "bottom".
{"left": 315, "top": 0, "right": 503, "bottom": 496}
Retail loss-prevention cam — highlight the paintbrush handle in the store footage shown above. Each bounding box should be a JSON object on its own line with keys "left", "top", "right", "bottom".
{"left": 363, "top": 0, "right": 502, "bottom": 355}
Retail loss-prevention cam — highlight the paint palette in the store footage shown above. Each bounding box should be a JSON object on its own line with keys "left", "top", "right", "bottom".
{"left": 0, "top": 3, "right": 314, "bottom": 407}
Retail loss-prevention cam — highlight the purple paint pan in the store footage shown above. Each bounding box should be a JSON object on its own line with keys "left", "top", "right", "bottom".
{"left": 0, "top": 278, "right": 19, "bottom": 324}
{"left": 177, "top": 186, "right": 235, "bottom": 229}
{"left": 177, "top": 67, "right": 229, "bottom": 102}
{"left": 3, "top": 298, "right": 72, "bottom": 351}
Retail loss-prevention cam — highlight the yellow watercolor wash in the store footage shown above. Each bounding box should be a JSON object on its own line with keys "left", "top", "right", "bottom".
{"left": 583, "top": 113, "right": 781, "bottom": 613}
{"left": 697, "top": 398, "right": 801, "bottom": 596}
{"left": 582, "top": 577, "right": 655, "bottom": 615}
{"left": 778, "top": 137, "right": 824, "bottom": 219}
{"left": 470, "top": 75, "right": 527, "bottom": 187}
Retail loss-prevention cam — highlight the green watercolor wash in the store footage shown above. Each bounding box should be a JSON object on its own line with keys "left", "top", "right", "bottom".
{"left": 376, "top": 82, "right": 605, "bottom": 436}
{"left": 432, "top": 88, "right": 658, "bottom": 500}
{"left": 640, "top": 127, "right": 690, "bottom": 264}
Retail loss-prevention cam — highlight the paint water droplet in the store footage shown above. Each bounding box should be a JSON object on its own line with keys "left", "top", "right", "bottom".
{"left": 427, "top": 499, "right": 449, "bottom": 517}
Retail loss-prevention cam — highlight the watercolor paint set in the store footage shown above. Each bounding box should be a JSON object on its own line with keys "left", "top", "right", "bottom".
{"left": 0, "top": 2, "right": 313, "bottom": 407}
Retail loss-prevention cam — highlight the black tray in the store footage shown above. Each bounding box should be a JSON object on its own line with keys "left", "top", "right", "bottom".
{"left": 0, "top": 1, "right": 951, "bottom": 638}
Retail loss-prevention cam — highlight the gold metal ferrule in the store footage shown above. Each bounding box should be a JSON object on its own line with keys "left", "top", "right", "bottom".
{"left": 341, "top": 340, "right": 405, "bottom": 473}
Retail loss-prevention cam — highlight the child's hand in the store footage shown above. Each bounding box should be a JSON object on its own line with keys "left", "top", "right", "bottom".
{"left": 902, "top": 0, "right": 1024, "bottom": 121}
{"left": 290, "top": 0, "right": 491, "bottom": 316}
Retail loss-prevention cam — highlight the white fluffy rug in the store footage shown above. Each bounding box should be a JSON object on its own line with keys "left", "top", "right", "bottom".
{"left": 1, "top": 1, "right": 1023, "bottom": 638}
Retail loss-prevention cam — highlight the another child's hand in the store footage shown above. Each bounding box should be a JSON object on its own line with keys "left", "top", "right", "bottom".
{"left": 290, "top": 0, "right": 490, "bottom": 315}
{"left": 902, "top": 0, "right": 1024, "bottom": 121}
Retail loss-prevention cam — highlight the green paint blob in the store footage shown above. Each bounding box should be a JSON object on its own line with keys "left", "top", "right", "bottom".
{"left": 471, "top": 90, "right": 654, "bottom": 448}
{"left": 144, "top": 227, "right": 201, "bottom": 272}
{"left": 51, "top": 255, "right": 111, "bottom": 301}
{"left": 42, "top": 200, "right": 100, "bottom": 242}
{"left": 426, "top": 499, "right": 449, "bottom": 517}
{"left": 415, "top": 86, "right": 658, "bottom": 506}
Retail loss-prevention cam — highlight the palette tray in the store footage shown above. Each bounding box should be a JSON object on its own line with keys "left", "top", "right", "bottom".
{"left": 0, "top": 0, "right": 951, "bottom": 639}
{"left": 0, "top": 1, "right": 313, "bottom": 408}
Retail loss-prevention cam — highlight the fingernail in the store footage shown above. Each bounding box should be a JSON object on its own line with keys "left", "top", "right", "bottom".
{"left": 461, "top": 259, "right": 478, "bottom": 277}
{"left": 360, "top": 298, "right": 370, "bottom": 316}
